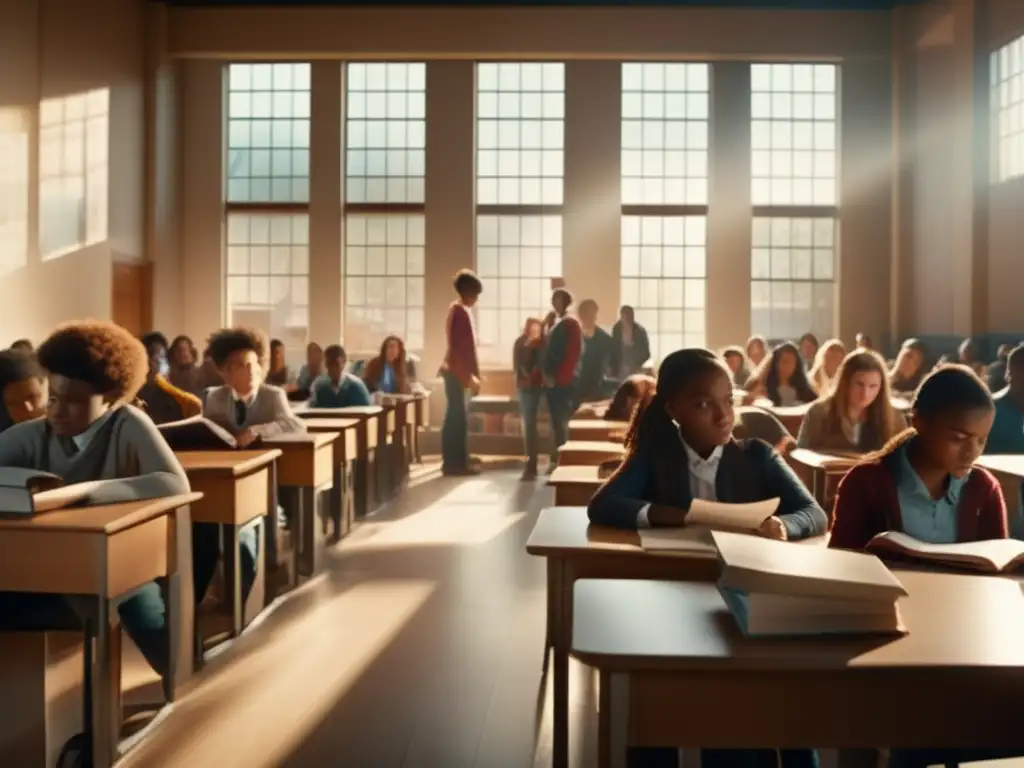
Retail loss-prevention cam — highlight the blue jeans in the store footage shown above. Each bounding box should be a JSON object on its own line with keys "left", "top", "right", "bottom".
{"left": 518, "top": 388, "right": 542, "bottom": 464}
{"left": 631, "top": 748, "right": 819, "bottom": 768}
{"left": 545, "top": 385, "right": 574, "bottom": 462}
{"left": 192, "top": 521, "right": 259, "bottom": 606}
{"left": 441, "top": 372, "right": 470, "bottom": 470}
{"left": 0, "top": 584, "right": 170, "bottom": 677}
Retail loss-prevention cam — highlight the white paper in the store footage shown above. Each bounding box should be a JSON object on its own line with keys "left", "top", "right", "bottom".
{"left": 685, "top": 498, "right": 780, "bottom": 531}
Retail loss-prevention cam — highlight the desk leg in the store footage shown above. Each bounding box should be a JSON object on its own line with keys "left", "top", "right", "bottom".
{"left": 597, "top": 671, "right": 629, "bottom": 768}
{"left": 168, "top": 504, "right": 194, "bottom": 686}
{"left": 330, "top": 465, "right": 343, "bottom": 542}
{"left": 265, "top": 463, "right": 280, "bottom": 570}
{"left": 222, "top": 524, "right": 242, "bottom": 638}
{"left": 366, "top": 450, "right": 379, "bottom": 513}
{"left": 551, "top": 557, "right": 569, "bottom": 768}
{"left": 297, "top": 486, "right": 320, "bottom": 578}
{"left": 91, "top": 598, "right": 114, "bottom": 768}
{"left": 343, "top": 461, "right": 355, "bottom": 537}
{"left": 292, "top": 487, "right": 305, "bottom": 581}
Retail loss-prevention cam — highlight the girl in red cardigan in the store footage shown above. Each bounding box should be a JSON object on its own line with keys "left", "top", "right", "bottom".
{"left": 830, "top": 364, "right": 1007, "bottom": 552}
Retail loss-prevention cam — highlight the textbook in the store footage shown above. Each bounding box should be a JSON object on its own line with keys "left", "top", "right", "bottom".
{"left": 0, "top": 469, "right": 97, "bottom": 516}
{"left": 637, "top": 498, "right": 779, "bottom": 553}
{"left": 159, "top": 416, "right": 238, "bottom": 451}
{"left": 866, "top": 531, "right": 1024, "bottom": 574}
{"left": 712, "top": 530, "right": 908, "bottom": 637}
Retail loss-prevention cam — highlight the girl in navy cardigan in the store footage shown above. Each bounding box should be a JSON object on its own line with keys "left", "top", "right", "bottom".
{"left": 588, "top": 348, "right": 825, "bottom": 768}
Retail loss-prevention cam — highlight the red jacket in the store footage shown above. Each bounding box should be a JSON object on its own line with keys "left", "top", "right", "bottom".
{"left": 829, "top": 456, "right": 1008, "bottom": 551}
{"left": 444, "top": 302, "right": 479, "bottom": 387}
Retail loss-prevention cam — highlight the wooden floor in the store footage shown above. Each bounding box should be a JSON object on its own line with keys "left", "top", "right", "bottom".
{"left": 120, "top": 459, "right": 600, "bottom": 768}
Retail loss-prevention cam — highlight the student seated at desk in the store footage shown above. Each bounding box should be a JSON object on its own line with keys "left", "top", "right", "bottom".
{"left": 987, "top": 345, "right": 1024, "bottom": 455}
{"left": 265, "top": 338, "right": 290, "bottom": 386}
{"left": 605, "top": 374, "right": 656, "bottom": 422}
{"left": 10, "top": 338, "right": 33, "bottom": 353}
{"left": 797, "top": 332, "right": 819, "bottom": 370}
{"left": 0, "top": 321, "right": 191, "bottom": 678}
{"left": 137, "top": 332, "right": 203, "bottom": 425}
{"left": 362, "top": 335, "right": 410, "bottom": 395}
{"left": 888, "top": 338, "right": 927, "bottom": 395}
{"left": 294, "top": 341, "right": 324, "bottom": 395}
{"left": 745, "top": 334, "right": 768, "bottom": 369}
{"left": 588, "top": 349, "right": 823, "bottom": 768}
{"left": 720, "top": 346, "right": 750, "bottom": 389}
{"left": 0, "top": 349, "right": 47, "bottom": 431}
{"left": 310, "top": 345, "right": 372, "bottom": 407}
{"left": 807, "top": 337, "right": 845, "bottom": 394}
{"left": 797, "top": 349, "right": 906, "bottom": 454}
{"left": 830, "top": 364, "right": 1006, "bottom": 551}
{"left": 168, "top": 334, "right": 203, "bottom": 394}
{"left": 744, "top": 341, "right": 818, "bottom": 406}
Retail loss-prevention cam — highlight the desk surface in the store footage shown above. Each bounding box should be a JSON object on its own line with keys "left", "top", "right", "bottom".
{"left": 526, "top": 506, "right": 648, "bottom": 555}
{"left": 557, "top": 441, "right": 626, "bottom": 455}
{"left": 0, "top": 493, "right": 203, "bottom": 534}
{"left": 177, "top": 449, "right": 282, "bottom": 476}
{"left": 568, "top": 419, "right": 629, "bottom": 432}
{"left": 548, "top": 465, "right": 603, "bottom": 486}
{"left": 788, "top": 449, "right": 860, "bottom": 470}
{"left": 571, "top": 573, "right": 1024, "bottom": 671}
{"left": 977, "top": 454, "right": 1024, "bottom": 478}
{"left": 297, "top": 406, "right": 384, "bottom": 419}
{"left": 263, "top": 432, "right": 338, "bottom": 449}
{"left": 302, "top": 418, "right": 360, "bottom": 431}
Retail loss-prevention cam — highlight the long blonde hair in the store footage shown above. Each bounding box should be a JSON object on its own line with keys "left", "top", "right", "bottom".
{"left": 808, "top": 338, "right": 846, "bottom": 395}
{"left": 825, "top": 349, "right": 900, "bottom": 451}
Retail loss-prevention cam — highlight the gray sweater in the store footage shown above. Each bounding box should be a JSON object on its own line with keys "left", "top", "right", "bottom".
{"left": 0, "top": 405, "right": 191, "bottom": 505}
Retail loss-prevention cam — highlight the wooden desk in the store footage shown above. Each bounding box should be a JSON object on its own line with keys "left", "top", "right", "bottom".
{"left": 525, "top": 506, "right": 720, "bottom": 768}
{"left": 299, "top": 407, "right": 382, "bottom": 517}
{"left": 572, "top": 574, "right": 1024, "bottom": 767}
{"left": 262, "top": 433, "right": 336, "bottom": 581}
{"left": 177, "top": 450, "right": 280, "bottom": 635}
{"left": 787, "top": 449, "right": 858, "bottom": 515}
{"left": 568, "top": 420, "right": 628, "bottom": 443}
{"left": 302, "top": 418, "right": 360, "bottom": 540}
{"left": 547, "top": 465, "right": 605, "bottom": 506}
{"left": 0, "top": 494, "right": 201, "bottom": 768}
{"left": 557, "top": 440, "right": 626, "bottom": 467}
{"left": 379, "top": 394, "right": 417, "bottom": 487}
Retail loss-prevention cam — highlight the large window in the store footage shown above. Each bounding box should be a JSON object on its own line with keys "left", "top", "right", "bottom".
{"left": 750, "top": 63, "right": 838, "bottom": 340}
{"left": 993, "top": 36, "right": 1024, "bottom": 182}
{"left": 620, "top": 63, "right": 709, "bottom": 361}
{"left": 225, "top": 63, "right": 311, "bottom": 352}
{"left": 0, "top": 108, "right": 29, "bottom": 277}
{"left": 38, "top": 89, "right": 109, "bottom": 260}
{"left": 344, "top": 62, "right": 426, "bottom": 353}
{"left": 475, "top": 62, "right": 565, "bottom": 366}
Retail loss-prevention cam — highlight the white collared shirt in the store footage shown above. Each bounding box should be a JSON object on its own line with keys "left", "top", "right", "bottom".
{"left": 636, "top": 439, "right": 724, "bottom": 528}
{"left": 232, "top": 389, "right": 258, "bottom": 408}
{"left": 71, "top": 408, "right": 115, "bottom": 452}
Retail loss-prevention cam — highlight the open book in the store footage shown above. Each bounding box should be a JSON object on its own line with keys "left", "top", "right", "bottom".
{"left": 867, "top": 531, "right": 1024, "bottom": 574}
{"left": 713, "top": 530, "right": 908, "bottom": 637}
{"left": 159, "top": 416, "right": 237, "bottom": 451}
{"left": 0, "top": 469, "right": 99, "bottom": 516}
{"left": 638, "top": 498, "right": 779, "bottom": 553}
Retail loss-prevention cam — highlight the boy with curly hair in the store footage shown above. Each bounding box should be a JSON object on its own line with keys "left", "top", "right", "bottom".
{"left": 0, "top": 320, "right": 192, "bottom": 678}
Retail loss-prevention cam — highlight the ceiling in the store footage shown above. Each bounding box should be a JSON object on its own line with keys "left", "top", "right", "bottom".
{"left": 162, "top": 0, "right": 924, "bottom": 8}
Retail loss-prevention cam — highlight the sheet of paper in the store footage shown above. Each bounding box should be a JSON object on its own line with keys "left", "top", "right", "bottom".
{"left": 685, "top": 497, "right": 779, "bottom": 531}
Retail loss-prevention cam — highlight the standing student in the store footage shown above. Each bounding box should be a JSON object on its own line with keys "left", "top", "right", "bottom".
{"left": 265, "top": 339, "right": 290, "bottom": 386}
{"left": 807, "top": 338, "right": 846, "bottom": 394}
{"left": 745, "top": 341, "right": 817, "bottom": 407}
{"left": 441, "top": 269, "right": 483, "bottom": 476}
{"left": 137, "top": 332, "right": 203, "bottom": 425}
{"left": 798, "top": 333, "right": 819, "bottom": 369}
{"left": 888, "top": 338, "right": 927, "bottom": 394}
{"left": 294, "top": 342, "right": 325, "bottom": 394}
{"left": 310, "top": 345, "right": 372, "bottom": 407}
{"left": 0, "top": 350, "right": 47, "bottom": 431}
{"left": 363, "top": 335, "right": 410, "bottom": 395}
{"left": 514, "top": 318, "right": 545, "bottom": 479}
{"left": 575, "top": 299, "right": 614, "bottom": 404}
{"left": 610, "top": 305, "right": 651, "bottom": 378}
{"left": 720, "top": 346, "right": 750, "bottom": 388}
{"left": 543, "top": 288, "right": 583, "bottom": 470}
{"left": 0, "top": 321, "right": 192, "bottom": 679}
{"left": 830, "top": 365, "right": 1006, "bottom": 550}
{"left": 745, "top": 335, "right": 768, "bottom": 369}
{"left": 797, "top": 349, "right": 906, "bottom": 454}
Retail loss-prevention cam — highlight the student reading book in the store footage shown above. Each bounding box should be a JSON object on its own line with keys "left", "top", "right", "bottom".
{"left": 830, "top": 364, "right": 1007, "bottom": 551}
{"left": 588, "top": 349, "right": 827, "bottom": 538}
{"left": 0, "top": 321, "right": 191, "bottom": 679}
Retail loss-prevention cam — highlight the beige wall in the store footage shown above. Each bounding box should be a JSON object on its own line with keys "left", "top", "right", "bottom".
{"left": 0, "top": 0, "right": 146, "bottom": 345}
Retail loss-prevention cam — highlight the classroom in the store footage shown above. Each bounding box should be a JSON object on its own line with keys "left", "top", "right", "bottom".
{"left": 1, "top": 0, "right": 1024, "bottom": 766}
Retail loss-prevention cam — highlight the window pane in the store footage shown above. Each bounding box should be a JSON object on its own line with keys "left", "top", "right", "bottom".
{"left": 476, "top": 63, "right": 564, "bottom": 205}
{"left": 226, "top": 212, "right": 310, "bottom": 360}
{"left": 0, "top": 107, "right": 30, "bottom": 276}
{"left": 37, "top": 89, "right": 109, "bottom": 260}
{"left": 750, "top": 216, "right": 835, "bottom": 340}
{"left": 345, "top": 63, "right": 426, "bottom": 204}
{"left": 620, "top": 215, "right": 706, "bottom": 363}
{"left": 992, "top": 36, "right": 1024, "bottom": 182}
{"left": 750, "top": 64, "right": 837, "bottom": 205}
{"left": 344, "top": 213, "right": 425, "bottom": 353}
{"left": 227, "top": 63, "right": 311, "bottom": 203}
{"left": 475, "top": 214, "right": 562, "bottom": 366}
{"left": 621, "top": 63, "right": 710, "bottom": 205}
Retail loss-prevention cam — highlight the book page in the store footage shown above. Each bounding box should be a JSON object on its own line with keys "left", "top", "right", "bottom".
{"left": 869, "top": 531, "right": 1024, "bottom": 571}
{"left": 686, "top": 498, "right": 779, "bottom": 531}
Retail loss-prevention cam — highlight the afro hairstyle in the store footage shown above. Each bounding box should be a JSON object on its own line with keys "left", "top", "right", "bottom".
{"left": 207, "top": 327, "right": 268, "bottom": 369}
{"left": 0, "top": 350, "right": 44, "bottom": 391}
{"left": 453, "top": 269, "right": 483, "bottom": 297}
{"left": 36, "top": 320, "right": 148, "bottom": 402}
